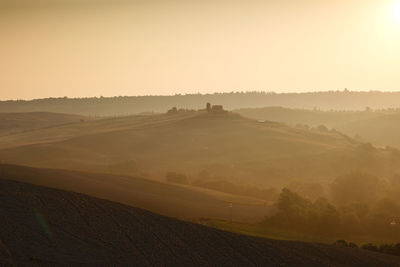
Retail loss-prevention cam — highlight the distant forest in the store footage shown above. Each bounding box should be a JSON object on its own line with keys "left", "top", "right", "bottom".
{"left": 2, "top": 90, "right": 400, "bottom": 116}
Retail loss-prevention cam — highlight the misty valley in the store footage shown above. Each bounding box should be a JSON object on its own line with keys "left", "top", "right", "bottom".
{"left": 1, "top": 98, "right": 400, "bottom": 265}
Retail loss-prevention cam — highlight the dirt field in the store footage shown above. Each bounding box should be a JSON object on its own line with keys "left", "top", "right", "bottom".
{"left": 0, "top": 178, "right": 399, "bottom": 266}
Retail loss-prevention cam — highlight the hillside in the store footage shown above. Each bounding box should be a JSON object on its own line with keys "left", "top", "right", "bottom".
{"left": 235, "top": 107, "right": 382, "bottom": 128}
{"left": 235, "top": 107, "right": 400, "bottom": 149}
{"left": 337, "top": 113, "right": 400, "bottom": 149}
{"left": 0, "top": 112, "right": 88, "bottom": 136}
{"left": 0, "top": 164, "right": 269, "bottom": 222}
{"left": 0, "top": 111, "right": 399, "bottom": 189}
{"left": 1, "top": 178, "right": 399, "bottom": 266}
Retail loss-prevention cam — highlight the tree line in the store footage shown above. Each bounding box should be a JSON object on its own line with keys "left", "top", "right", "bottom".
{"left": 2, "top": 90, "right": 400, "bottom": 116}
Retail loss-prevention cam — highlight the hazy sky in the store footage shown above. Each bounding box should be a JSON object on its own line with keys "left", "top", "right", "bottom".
{"left": 1, "top": 0, "right": 400, "bottom": 100}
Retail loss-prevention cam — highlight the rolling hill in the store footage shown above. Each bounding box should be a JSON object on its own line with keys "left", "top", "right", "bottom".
{"left": 1, "top": 178, "right": 399, "bottom": 266}
{"left": 234, "top": 107, "right": 382, "bottom": 128}
{"left": 337, "top": 113, "right": 400, "bottom": 149}
{"left": 0, "top": 112, "right": 88, "bottom": 137}
{"left": 235, "top": 107, "right": 400, "bottom": 149}
{"left": 0, "top": 164, "right": 270, "bottom": 222}
{"left": 0, "top": 110, "right": 399, "bottom": 190}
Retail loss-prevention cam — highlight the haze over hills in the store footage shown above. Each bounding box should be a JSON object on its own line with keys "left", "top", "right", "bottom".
{"left": 3, "top": 0, "right": 400, "bottom": 264}
{"left": 2, "top": 109, "right": 400, "bottom": 256}
{"left": 2, "top": 91, "right": 400, "bottom": 116}
{"left": 1, "top": 178, "right": 399, "bottom": 266}
{"left": 235, "top": 107, "right": 400, "bottom": 149}
{"left": 0, "top": 112, "right": 88, "bottom": 137}
{"left": 0, "top": 110, "right": 399, "bottom": 192}
{"left": 337, "top": 113, "right": 400, "bottom": 149}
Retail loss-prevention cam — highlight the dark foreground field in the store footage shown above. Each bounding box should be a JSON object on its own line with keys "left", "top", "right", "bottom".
{"left": 0, "top": 179, "right": 399, "bottom": 266}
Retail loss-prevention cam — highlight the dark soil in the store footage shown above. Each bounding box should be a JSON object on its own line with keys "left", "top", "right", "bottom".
{"left": 0, "top": 179, "right": 399, "bottom": 266}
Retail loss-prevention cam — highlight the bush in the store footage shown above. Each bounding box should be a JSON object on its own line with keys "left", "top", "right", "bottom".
{"left": 333, "top": 240, "right": 358, "bottom": 248}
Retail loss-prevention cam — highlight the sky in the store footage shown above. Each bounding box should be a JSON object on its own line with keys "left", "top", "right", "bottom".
{"left": 1, "top": 0, "right": 400, "bottom": 100}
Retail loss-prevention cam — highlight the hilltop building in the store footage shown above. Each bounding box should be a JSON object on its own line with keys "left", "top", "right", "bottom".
{"left": 211, "top": 105, "right": 223, "bottom": 112}
{"left": 206, "top": 103, "right": 225, "bottom": 113}
{"left": 167, "top": 103, "right": 225, "bottom": 115}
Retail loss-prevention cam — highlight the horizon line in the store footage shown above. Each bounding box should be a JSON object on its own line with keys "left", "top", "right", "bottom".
{"left": 2, "top": 89, "right": 400, "bottom": 102}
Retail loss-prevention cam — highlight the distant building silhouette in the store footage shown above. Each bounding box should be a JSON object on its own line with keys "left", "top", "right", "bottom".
{"left": 205, "top": 103, "right": 225, "bottom": 113}
{"left": 211, "top": 105, "right": 224, "bottom": 112}
{"left": 167, "top": 103, "right": 224, "bottom": 114}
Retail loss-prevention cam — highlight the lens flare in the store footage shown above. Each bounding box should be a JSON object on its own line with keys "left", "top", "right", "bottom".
{"left": 34, "top": 208, "right": 52, "bottom": 238}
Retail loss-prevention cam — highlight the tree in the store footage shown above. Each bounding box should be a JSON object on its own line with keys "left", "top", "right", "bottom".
{"left": 313, "top": 197, "right": 340, "bottom": 231}
{"left": 276, "top": 188, "right": 312, "bottom": 216}
{"left": 268, "top": 189, "right": 340, "bottom": 233}
{"left": 272, "top": 188, "right": 313, "bottom": 229}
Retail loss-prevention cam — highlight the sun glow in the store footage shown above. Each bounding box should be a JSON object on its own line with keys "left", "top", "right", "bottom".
{"left": 380, "top": 0, "right": 400, "bottom": 34}
{"left": 392, "top": 1, "right": 400, "bottom": 23}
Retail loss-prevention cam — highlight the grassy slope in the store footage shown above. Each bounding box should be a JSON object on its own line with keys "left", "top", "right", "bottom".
{"left": 1, "top": 111, "right": 391, "bottom": 189}
{"left": 0, "top": 112, "right": 88, "bottom": 137}
{"left": 201, "top": 219, "right": 400, "bottom": 246}
{"left": 0, "top": 164, "right": 270, "bottom": 222}
{"left": 337, "top": 113, "right": 400, "bottom": 148}
{"left": 235, "top": 107, "right": 381, "bottom": 128}
{"left": 1, "top": 178, "right": 399, "bottom": 266}
{"left": 235, "top": 107, "right": 400, "bottom": 149}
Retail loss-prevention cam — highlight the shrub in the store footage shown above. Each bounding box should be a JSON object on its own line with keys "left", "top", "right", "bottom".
{"left": 333, "top": 240, "right": 358, "bottom": 248}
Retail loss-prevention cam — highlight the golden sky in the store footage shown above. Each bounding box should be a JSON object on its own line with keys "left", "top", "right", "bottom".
{"left": 0, "top": 0, "right": 400, "bottom": 99}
